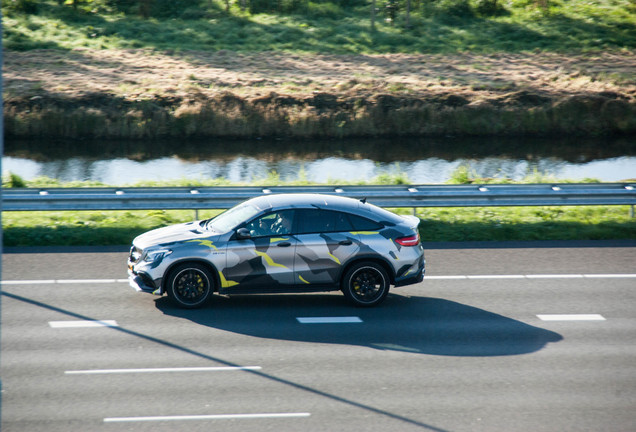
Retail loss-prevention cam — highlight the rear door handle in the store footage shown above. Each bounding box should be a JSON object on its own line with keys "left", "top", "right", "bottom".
{"left": 339, "top": 240, "right": 353, "bottom": 246}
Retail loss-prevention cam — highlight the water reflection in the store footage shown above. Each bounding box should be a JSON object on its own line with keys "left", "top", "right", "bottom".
{"left": 4, "top": 137, "right": 636, "bottom": 184}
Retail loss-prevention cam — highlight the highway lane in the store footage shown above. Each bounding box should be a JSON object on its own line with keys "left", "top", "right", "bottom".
{"left": 2, "top": 242, "right": 635, "bottom": 431}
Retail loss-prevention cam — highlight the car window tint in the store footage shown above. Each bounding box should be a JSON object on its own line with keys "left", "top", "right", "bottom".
{"left": 244, "top": 210, "right": 294, "bottom": 237}
{"left": 334, "top": 212, "right": 354, "bottom": 232}
{"left": 297, "top": 209, "right": 337, "bottom": 234}
{"left": 348, "top": 214, "right": 382, "bottom": 231}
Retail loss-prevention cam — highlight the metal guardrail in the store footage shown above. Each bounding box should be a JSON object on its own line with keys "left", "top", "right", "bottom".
{"left": 2, "top": 183, "right": 635, "bottom": 211}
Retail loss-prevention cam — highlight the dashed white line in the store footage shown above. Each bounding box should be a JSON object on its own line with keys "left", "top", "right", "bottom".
{"left": 537, "top": 314, "right": 606, "bottom": 321}
{"left": 297, "top": 317, "right": 363, "bottom": 324}
{"left": 49, "top": 320, "right": 119, "bottom": 328}
{"left": 104, "top": 412, "right": 311, "bottom": 423}
{"left": 66, "top": 366, "right": 261, "bottom": 375}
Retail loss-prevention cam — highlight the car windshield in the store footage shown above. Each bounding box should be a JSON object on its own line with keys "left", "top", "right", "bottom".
{"left": 205, "top": 203, "right": 260, "bottom": 233}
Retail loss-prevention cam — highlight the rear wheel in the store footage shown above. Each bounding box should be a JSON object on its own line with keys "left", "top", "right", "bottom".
{"left": 342, "top": 262, "right": 390, "bottom": 307}
{"left": 166, "top": 263, "right": 214, "bottom": 309}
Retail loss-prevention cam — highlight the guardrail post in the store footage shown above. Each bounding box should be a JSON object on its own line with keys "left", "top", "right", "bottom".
{"left": 631, "top": 205, "right": 635, "bottom": 218}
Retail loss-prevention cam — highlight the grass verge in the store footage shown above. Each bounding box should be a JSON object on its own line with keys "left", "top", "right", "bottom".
{"left": 3, "top": 206, "right": 635, "bottom": 247}
{"left": 3, "top": 172, "right": 635, "bottom": 246}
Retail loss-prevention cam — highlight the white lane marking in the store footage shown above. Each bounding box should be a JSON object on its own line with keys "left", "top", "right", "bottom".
{"left": 1, "top": 279, "right": 128, "bottom": 285}
{"left": 49, "top": 320, "right": 119, "bottom": 328}
{"left": 425, "top": 274, "right": 636, "bottom": 280}
{"left": 1, "top": 280, "right": 56, "bottom": 285}
{"left": 104, "top": 412, "right": 311, "bottom": 423}
{"left": 537, "top": 314, "right": 606, "bottom": 321}
{"left": 66, "top": 366, "right": 261, "bottom": 375}
{"left": 2, "top": 275, "right": 636, "bottom": 285}
{"left": 297, "top": 317, "right": 363, "bottom": 324}
{"left": 56, "top": 279, "right": 120, "bottom": 284}
{"left": 425, "top": 276, "right": 468, "bottom": 280}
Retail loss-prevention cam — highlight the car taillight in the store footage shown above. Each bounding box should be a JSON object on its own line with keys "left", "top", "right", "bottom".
{"left": 395, "top": 234, "right": 420, "bottom": 246}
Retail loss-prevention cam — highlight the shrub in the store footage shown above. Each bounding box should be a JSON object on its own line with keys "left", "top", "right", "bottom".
{"left": 3, "top": 0, "right": 39, "bottom": 14}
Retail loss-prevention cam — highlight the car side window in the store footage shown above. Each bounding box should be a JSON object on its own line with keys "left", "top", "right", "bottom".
{"left": 348, "top": 214, "right": 382, "bottom": 231}
{"left": 297, "top": 209, "right": 334, "bottom": 234}
{"left": 244, "top": 210, "right": 295, "bottom": 237}
{"left": 296, "top": 209, "right": 357, "bottom": 234}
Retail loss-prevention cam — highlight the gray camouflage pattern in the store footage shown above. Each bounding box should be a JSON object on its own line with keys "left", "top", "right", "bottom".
{"left": 128, "top": 194, "right": 425, "bottom": 297}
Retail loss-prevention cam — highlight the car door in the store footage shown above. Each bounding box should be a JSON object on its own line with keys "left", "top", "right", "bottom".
{"left": 294, "top": 209, "right": 360, "bottom": 287}
{"left": 224, "top": 210, "right": 297, "bottom": 292}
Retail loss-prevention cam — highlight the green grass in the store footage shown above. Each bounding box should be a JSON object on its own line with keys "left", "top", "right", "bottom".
{"left": 3, "top": 172, "right": 635, "bottom": 247}
{"left": 3, "top": 0, "right": 635, "bottom": 53}
{"left": 4, "top": 205, "right": 634, "bottom": 247}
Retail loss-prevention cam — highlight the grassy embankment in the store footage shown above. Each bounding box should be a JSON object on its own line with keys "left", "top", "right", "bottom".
{"left": 3, "top": 170, "right": 635, "bottom": 247}
{"left": 3, "top": 0, "right": 636, "bottom": 138}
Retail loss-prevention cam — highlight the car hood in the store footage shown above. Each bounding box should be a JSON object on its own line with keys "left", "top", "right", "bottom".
{"left": 133, "top": 221, "right": 214, "bottom": 249}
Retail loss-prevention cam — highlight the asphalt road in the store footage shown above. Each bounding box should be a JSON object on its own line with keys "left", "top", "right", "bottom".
{"left": 2, "top": 241, "right": 635, "bottom": 432}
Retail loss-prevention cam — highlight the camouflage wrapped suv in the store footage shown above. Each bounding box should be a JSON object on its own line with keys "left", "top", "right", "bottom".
{"left": 128, "top": 193, "right": 425, "bottom": 308}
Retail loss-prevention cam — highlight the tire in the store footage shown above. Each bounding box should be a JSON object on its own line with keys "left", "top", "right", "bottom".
{"left": 342, "top": 262, "right": 390, "bottom": 307}
{"left": 166, "top": 262, "right": 214, "bottom": 309}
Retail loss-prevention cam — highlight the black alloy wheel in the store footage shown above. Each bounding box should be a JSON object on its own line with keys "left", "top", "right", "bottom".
{"left": 166, "top": 263, "right": 214, "bottom": 309}
{"left": 342, "top": 262, "right": 390, "bottom": 307}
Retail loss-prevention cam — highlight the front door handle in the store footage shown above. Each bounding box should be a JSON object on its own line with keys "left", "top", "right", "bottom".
{"left": 277, "top": 242, "right": 292, "bottom": 247}
{"left": 339, "top": 239, "right": 353, "bottom": 246}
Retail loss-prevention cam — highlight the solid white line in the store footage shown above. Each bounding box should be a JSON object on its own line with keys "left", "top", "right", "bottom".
{"left": 1, "top": 279, "right": 127, "bottom": 285}
{"left": 49, "top": 320, "right": 119, "bottom": 328}
{"left": 3, "top": 274, "right": 636, "bottom": 286}
{"left": 1, "top": 280, "right": 56, "bottom": 285}
{"left": 104, "top": 412, "right": 311, "bottom": 423}
{"left": 537, "top": 314, "right": 606, "bottom": 321}
{"left": 66, "top": 366, "right": 261, "bottom": 375}
{"left": 297, "top": 317, "right": 363, "bottom": 324}
{"left": 424, "top": 276, "right": 467, "bottom": 280}
{"left": 56, "top": 279, "right": 119, "bottom": 284}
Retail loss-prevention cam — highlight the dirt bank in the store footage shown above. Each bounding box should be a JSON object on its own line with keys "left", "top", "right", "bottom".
{"left": 4, "top": 49, "right": 636, "bottom": 138}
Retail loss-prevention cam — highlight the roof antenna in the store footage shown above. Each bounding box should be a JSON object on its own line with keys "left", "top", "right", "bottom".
{"left": 360, "top": 197, "right": 367, "bottom": 204}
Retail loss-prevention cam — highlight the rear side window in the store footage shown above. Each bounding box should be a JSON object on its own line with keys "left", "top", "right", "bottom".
{"left": 296, "top": 210, "right": 355, "bottom": 234}
{"left": 348, "top": 214, "right": 382, "bottom": 231}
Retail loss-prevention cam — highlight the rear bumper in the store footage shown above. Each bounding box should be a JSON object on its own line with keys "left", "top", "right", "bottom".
{"left": 395, "top": 267, "right": 425, "bottom": 287}
{"left": 395, "top": 257, "right": 426, "bottom": 287}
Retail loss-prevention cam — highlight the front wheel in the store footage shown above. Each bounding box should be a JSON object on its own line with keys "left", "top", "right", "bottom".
{"left": 342, "top": 262, "right": 390, "bottom": 307}
{"left": 166, "top": 263, "right": 214, "bottom": 309}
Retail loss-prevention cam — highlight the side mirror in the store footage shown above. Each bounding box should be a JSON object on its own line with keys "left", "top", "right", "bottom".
{"left": 236, "top": 227, "right": 251, "bottom": 239}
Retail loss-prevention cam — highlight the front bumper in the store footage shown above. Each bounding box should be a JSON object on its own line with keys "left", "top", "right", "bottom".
{"left": 128, "top": 269, "right": 162, "bottom": 295}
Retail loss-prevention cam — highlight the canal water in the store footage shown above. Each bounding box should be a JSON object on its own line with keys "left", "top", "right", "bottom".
{"left": 4, "top": 136, "right": 636, "bottom": 184}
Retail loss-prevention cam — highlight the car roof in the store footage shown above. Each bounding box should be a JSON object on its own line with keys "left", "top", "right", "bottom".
{"left": 246, "top": 193, "right": 405, "bottom": 225}
{"left": 248, "top": 193, "right": 360, "bottom": 211}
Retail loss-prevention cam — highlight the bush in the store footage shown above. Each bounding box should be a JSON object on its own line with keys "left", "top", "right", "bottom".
{"left": 475, "top": 0, "right": 508, "bottom": 16}
{"left": 2, "top": 0, "right": 39, "bottom": 14}
{"left": 2, "top": 172, "right": 27, "bottom": 188}
{"left": 431, "top": 0, "right": 475, "bottom": 18}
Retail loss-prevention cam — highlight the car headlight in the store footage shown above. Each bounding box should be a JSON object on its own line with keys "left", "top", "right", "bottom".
{"left": 143, "top": 248, "right": 172, "bottom": 264}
